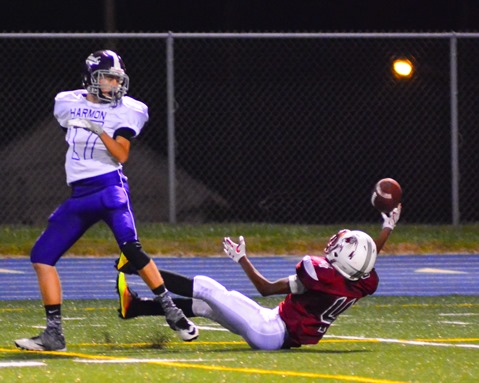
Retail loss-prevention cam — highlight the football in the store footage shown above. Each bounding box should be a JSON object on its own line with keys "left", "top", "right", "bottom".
{"left": 371, "top": 178, "right": 402, "bottom": 214}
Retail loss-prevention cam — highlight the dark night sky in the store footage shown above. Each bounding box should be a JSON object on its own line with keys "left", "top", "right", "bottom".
{"left": 3, "top": 0, "right": 479, "bottom": 33}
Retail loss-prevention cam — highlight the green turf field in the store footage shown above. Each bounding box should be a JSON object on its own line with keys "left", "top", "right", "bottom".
{"left": 1, "top": 296, "right": 478, "bottom": 383}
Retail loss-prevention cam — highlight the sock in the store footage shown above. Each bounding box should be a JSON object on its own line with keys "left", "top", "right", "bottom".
{"left": 134, "top": 298, "right": 195, "bottom": 317}
{"left": 159, "top": 270, "right": 194, "bottom": 297}
{"left": 152, "top": 284, "right": 166, "bottom": 296}
{"left": 45, "top": 304, "right": 62, "bottom": 333}
{"left": 173, "top": 298, "right": 195, "bottom": 317}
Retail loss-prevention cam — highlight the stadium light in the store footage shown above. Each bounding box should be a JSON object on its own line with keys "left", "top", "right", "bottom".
{"left": 392, "top": 58, "right": 414, "bottom": 79}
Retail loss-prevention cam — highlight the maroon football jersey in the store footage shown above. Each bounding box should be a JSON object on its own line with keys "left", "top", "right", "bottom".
{"left": 279, "top": 256, "right": 379, "bottom": 347}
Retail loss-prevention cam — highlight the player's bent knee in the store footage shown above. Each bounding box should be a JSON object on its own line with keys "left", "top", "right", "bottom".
{"left": 120, "top": 241, "right": 151, "bottom": 270}
{"left": 30, "top": 246, "right": 56, "bottom": 266}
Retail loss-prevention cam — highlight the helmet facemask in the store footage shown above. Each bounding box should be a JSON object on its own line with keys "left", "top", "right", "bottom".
{"left": 87, "top": 69, "right": 129, "bottom": 106}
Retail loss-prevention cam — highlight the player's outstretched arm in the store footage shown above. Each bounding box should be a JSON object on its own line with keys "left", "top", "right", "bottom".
{"left": 223, "top": 236, "right": 290, "bottom": 296}
{"left": 375, "top": 204, "right": 401, "bottom": 254}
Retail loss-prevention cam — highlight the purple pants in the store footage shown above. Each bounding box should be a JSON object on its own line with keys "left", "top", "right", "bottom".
{"left": 31, "top": 170, "right": 138, "bottom": 266}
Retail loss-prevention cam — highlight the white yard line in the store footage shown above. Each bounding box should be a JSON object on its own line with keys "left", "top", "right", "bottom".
{"left": 0, "top": 361, "right": 46, "bottom": 368}
{"left": 327, "top": 335, "right": 479, "bottom": 349}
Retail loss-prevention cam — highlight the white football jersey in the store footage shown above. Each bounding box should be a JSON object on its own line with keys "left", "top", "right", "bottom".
{"left": 54, "top": 89, "right": 149, "bottom": 184}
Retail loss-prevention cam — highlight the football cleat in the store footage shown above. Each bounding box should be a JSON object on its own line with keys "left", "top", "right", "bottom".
{"left": 165, "top": 308, "right": 199, "bottom": 342}
{"left": 15, "top": 328, "right": 66, "bottom": 352}
{"left": 117, "top": 272, "right": 132, "bottom": 319}
{"left": 160, "top": 294, "right": 199, "bottom": 342}
{"left": 116, "top": 272, "right": 141, "bottom": 319}
{"left": 115, "top": 252, "right": 139, "bottom": 275}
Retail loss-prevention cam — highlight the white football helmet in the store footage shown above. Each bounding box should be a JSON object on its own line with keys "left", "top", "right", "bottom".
{"left": 325, "top": 229, "right": 377, "bottom": 281}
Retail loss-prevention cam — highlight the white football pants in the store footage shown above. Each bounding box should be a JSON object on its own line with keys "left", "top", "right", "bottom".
{"left": 192, "top": 275, "right": 287, "bottom": 350}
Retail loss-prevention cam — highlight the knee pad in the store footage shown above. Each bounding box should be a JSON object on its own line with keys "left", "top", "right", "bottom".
{"left": 120, "top": 241, "right": 151, "bottom": 270}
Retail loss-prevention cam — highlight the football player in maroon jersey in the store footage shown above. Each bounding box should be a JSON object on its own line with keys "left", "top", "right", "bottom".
{"left": 116, "top": 205, "right": 401, "bottom": 350}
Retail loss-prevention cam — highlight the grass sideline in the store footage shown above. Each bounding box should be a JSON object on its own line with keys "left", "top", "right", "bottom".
{"left": 1, "top": 296, "right": 478, "bottom": 382}
{"left": 1, "top": 223, "right": 479, "bottom": 256}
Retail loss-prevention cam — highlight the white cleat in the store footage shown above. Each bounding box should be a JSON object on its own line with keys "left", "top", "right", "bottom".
{"left": 15, "top": 330, "right": 66, "bottom": 352}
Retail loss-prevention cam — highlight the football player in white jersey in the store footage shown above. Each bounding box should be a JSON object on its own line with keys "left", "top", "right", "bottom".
{"left": 15, "top": 50, "right": 198, "bottom": 352}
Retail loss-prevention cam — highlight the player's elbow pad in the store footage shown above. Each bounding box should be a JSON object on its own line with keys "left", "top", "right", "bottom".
{"left": 288, "top": 274, "right": 306, "bottom": 294}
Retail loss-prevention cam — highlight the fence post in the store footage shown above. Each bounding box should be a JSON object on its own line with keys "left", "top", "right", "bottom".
{"left": 449, "top": 35, "right": 460, "bottom": 226}
{"left": 166, "top": 32, "right": 177, "bottom": 224}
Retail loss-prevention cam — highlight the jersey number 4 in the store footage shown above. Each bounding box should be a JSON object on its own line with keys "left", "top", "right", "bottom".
{"left": 318, "top": 296, "right": 357, "bottom": 334}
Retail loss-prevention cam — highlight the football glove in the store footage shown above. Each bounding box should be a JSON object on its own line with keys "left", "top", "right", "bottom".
{"left": 67, "top": 118, "right": 104, "bottom": 136}
{"left": 223, "top": 236, "right": 246, "bottom": 263}
{"left": 382, "top": 204, "right": 402, "bottom": 230}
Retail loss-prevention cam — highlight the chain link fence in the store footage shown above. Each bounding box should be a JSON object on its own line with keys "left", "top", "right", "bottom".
{"left": 0, "top": 33, "right": 478, "bottom": 226}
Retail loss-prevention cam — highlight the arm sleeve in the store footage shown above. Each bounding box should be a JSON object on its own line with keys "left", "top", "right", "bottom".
{"left": 113, "top": 127, "right": 136, "bottom": 141}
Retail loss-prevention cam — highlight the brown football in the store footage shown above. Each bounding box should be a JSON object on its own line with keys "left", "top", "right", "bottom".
{"left": 371, "top": 178, "right": 402, "bottom": 214}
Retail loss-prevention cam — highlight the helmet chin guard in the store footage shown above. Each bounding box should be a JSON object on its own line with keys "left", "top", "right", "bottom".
{"left": 82, "top": 50, "right": 129, "bottom": 106}
{"left": 325, "top": 230, "right": 377, "bottom": 281}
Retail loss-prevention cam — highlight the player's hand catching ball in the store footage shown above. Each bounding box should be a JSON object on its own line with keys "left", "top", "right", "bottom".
{"left": 381, "top": 204, "right": 402, "bottom": 230}
{"left": 67, "top": 118, "right": 104, "bottom": 136}
{"left": 223, "top": 236, "right": 246, "bottom": 263}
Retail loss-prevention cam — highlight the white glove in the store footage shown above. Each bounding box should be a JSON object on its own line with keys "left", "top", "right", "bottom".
{"left": 382, "top": 204, "right": 402, "bottom": 230}
{"left": 67, "top": 118, "right": 104, "bottom": 136}
{"left": 223, "top": 236, "right": 246, "bottom": 263}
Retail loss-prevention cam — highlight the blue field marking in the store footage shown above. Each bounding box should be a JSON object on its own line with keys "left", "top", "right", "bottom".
{"left": 0, "top": 255, "right": 478, "bottom": 300}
